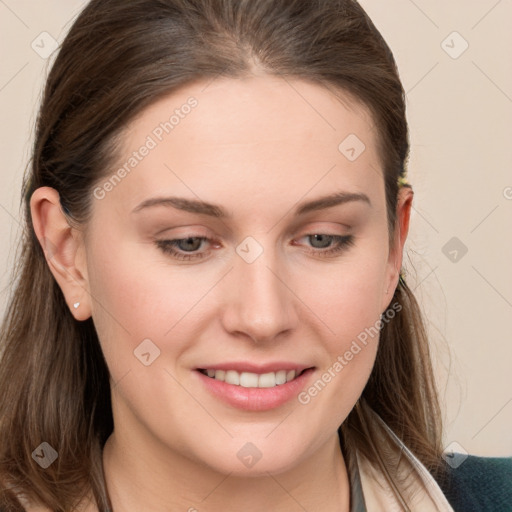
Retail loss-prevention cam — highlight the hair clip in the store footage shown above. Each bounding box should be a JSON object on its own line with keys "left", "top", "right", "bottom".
{"left": 397, "top": 175, "right": 411, "bottom": 189}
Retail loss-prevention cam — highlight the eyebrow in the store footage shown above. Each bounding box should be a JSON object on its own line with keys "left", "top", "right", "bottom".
{"left": 131, "top": 191, "right": 371, "bottom": 217}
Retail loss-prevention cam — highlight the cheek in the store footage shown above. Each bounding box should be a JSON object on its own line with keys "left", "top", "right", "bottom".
{"left": 311, "top": 270, "right": 383, "bottom": 362}
{"left": 86, "top": 235, "right": 169, "bottom": 372}
{"left": 295, "top": 289, "right": 382, "bottom": 437}
{"left": 86, "top": 232, "right": 221, "bottom": 385}
{"left": 298, "top": 243, "right": 388, "bottom": 347}
{"left": 292, "top": 245, "right": 387, "bottom": 417}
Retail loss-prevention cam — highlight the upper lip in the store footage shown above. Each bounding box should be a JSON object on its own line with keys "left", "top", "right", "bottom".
{"left": 196, "top": 362, "right": 314, "bottom": 374}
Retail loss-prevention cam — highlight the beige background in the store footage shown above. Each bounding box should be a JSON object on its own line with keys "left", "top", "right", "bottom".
{"left": 0, "top": 1, "right": 511, "bottom": 457}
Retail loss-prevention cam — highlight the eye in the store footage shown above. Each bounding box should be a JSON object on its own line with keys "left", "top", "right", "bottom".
{"left": 156, "top": 236, "right": 213, "bottom": 261}
{"left": 308, "top": 234, "right": 336, "bottom": 249}
{"left": 298, "top": 234, "right": 355, "bottom": 256}
{"left": 155, "top": 233, "right": 355, "bottom": 262}
{"left": 173, "top": 237, "right": 204, "bottom": 252}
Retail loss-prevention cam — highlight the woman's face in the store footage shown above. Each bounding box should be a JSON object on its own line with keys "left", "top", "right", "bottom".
{"left": 78, "top": 76, "right": 408, "bottom": 475}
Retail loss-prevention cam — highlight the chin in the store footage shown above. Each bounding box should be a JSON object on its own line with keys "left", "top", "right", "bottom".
{"left": 186, "top": 433, "right": 315, "bottom": 477}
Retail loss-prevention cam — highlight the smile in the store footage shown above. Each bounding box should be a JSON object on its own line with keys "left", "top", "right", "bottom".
{"left": 196, "top": 365, "right": 315, "bottom": 411}
{"left": 198, "top": 369, "right": 303, "bottom": 388}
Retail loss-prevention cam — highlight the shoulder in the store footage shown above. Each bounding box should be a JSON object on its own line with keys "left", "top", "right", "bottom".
{"left": 435, "top": 454, "right": 512, "bottom": 511}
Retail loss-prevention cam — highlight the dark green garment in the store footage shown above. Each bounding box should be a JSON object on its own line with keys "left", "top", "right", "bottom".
{"left": 435, "top": 455, "right": 512, "bottom": 512}
{"left": 346, "top": 452, "right": 512, "bottom": 511}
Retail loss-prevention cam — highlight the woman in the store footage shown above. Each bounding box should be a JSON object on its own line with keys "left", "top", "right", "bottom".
{"left": 0, "top": 0, "right": 510, "bottom": 510}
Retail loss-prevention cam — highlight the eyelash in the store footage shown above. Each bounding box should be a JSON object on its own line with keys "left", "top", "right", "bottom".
{"left": 155, "top": 234, "right": 355, "bottom": 261}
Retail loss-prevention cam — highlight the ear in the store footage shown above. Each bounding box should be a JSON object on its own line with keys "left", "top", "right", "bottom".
{"left": 381, "top": 186, "right": 414, "bottom": 311}
{"left": 30, "top": 187, "right": 91, "bottom": 321}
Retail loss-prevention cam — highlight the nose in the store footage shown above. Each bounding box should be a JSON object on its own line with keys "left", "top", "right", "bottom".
{"left": 220, "top": 248, "right": 299, "bottom": 344}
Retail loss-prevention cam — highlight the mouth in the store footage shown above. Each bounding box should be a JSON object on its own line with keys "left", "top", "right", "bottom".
{"left": 197, "top": 368, "right": 308, "bottom": 388}
{"left": 195, "top": 364, "right": 315, "bottom": 411}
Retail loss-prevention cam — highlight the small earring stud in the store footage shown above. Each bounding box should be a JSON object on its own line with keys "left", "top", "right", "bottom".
{"left": 73, "top": 302, "right": 80, "bottom": 309}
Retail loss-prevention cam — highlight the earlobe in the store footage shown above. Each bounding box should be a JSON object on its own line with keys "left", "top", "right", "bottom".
{"left": 30, "top": 187, "right": 91, "bottom": 321}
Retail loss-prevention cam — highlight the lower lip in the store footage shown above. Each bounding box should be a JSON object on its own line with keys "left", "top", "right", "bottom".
{"left": 196, "top": 369, "right": 315, "bottom": 411}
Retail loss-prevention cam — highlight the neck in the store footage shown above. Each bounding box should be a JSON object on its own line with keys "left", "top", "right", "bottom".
{"left": 102, "top": 430, "right": 350, "bottom": 512}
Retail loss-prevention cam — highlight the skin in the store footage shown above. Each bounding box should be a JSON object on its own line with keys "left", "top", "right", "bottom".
{"left": 31, "top": 75, "right": 413, "bottom": 511}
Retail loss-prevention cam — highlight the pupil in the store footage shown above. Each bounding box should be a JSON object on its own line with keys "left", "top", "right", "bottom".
{"left": 179, "top": 237, "right": 202, "bottom": 251}
{"left": 310, "top": 234, "right": 332, "bottom": 249}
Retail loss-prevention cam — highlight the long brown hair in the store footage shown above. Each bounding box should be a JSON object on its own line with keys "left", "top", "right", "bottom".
{"left": 0, "top": 0, "right": 444, "bottom": 509}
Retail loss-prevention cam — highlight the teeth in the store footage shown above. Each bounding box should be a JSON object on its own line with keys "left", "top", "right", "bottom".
{"left": 204, "top": 369, "right": 300, "bottom": 388}
{"left": 258, "top": 372, "right": 276, "bottom": 388}
{"left": 275, "top": 370, "right": 287, "bottom": 385}
{"left": 225, "top": 370, "right": 240, "bottom": 385}
{"left": 240, "top": 372, "right": 258, "bottom": 388}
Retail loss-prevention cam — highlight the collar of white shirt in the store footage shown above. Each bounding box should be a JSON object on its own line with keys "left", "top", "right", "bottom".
{"left": 347, "top": 417, "right": 454, "bottom": 512}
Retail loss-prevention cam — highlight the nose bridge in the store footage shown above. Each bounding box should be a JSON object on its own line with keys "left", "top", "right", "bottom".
{"left": 223, "top": 242, "right": 297, "bottom": 342}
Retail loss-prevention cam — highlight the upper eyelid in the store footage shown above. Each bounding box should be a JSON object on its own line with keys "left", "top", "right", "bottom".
{"left": 159, "top": 227, "right": 350, "bottom": 240}
{"left": 156, "top": 222, "right": 351, "bottom": 240}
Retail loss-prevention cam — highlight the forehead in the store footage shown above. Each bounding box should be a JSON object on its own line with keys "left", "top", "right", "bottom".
{"left": 101, "top": 75, "right": 384, "bottom": 214}
{"left": 127, "top": 75, "right": 376, "bottom": 150}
